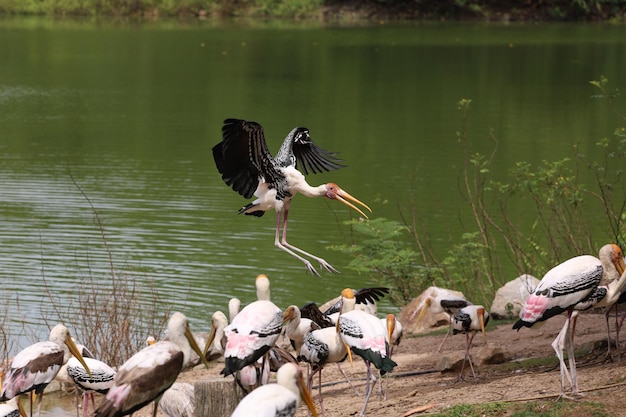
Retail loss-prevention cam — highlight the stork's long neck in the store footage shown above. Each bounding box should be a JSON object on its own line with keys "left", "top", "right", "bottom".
{"left": 297, "top": 182, "right": 326, "bottom": 198}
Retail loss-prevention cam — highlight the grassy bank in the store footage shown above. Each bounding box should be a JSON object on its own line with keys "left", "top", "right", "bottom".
{"left": 0, "top": 0, "right": 625, "bottom": 21}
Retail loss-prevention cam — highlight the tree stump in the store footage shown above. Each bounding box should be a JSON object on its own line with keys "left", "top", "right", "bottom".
{"left": 194, "top": 378, "right": 241, "bottom": 417}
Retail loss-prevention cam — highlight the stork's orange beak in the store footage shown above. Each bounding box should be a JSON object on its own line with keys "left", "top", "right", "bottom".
{"left": 297, "top": 367, "right": 319, "bottom": 417}
{"left": 478, "top": 308, "right": 487, "bottom": 346}
{"left": 65, "top": 334, "right": 93, "bottom": 378}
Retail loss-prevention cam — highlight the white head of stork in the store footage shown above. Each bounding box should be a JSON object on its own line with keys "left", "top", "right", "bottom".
{"left": 0, "top": 324, "right": 92, "bottom": 417}
{"left": 94, "top": 312, "right": 209, "bottom": 417}
{"left": 230, "top": 363, "right": 318, "bottom": 417}
{"left": 213, "top": 118, "right": 372, "bottom": 276}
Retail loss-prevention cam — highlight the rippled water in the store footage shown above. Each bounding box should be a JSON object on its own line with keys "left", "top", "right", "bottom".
{"left": 1, "top": 18, "right": 625, "bottom": 366}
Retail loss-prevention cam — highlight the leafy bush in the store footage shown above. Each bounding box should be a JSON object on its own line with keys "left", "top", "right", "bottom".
{"left": 332, "top": 78, "right": 626, "bottom": 308}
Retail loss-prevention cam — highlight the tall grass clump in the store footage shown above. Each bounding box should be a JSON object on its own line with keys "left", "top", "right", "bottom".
{"left": 42, "top": 172, "right": 169, "bottom": 368}
{"left": 332, "top": 78, "right": 626, "bottom": 308}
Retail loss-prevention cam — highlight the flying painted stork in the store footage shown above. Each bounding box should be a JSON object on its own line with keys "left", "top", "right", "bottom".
{"left": 66, "top": 356, "right": 116, "bottom": 417}
{"left": 94, "top": 312, "right": 209, "bottom": 417}
{"left": 212, "top": 118, "right": 372, "bottom": 276}
{"left": 513, "top": 243, "right": 626, "bottom": 398}
{"left": 451, "top": 305, "right": 489, "bottom": 379}
{"left": 338, "top": 288, "right": 397, "bottom": 417}
{"left": 230, "top": 363, "right": 318, "bottom": 417}
{"left": 415, "top": 287, "right": 472, "bottom": 352}
{"left": 0, "top": 324, "right": 92, "bottom": 417}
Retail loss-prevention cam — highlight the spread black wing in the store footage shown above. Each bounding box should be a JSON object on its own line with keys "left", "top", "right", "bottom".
{"left": 292, "top": 129, "right": 346, "bottom": 176}
{"left": 213, "top": 119, "right": 283, "bottom": 199}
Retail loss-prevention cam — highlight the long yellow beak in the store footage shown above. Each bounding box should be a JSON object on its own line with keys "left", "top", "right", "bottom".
{"left": 336, "top": 188, "right": 372, "bottom": 219}
{"left": 297, "top": 367, "right": 319, "bottom": 417}
{"left": 478, "top": 308, "right": 487, "bottom": 346}
{"left": 185, "top": 326, "right": 211, "bottom": 369}
{"left": 202, "top": 323, "right": 218, "bottom": 358}
{"left": 386, "top": 314, "right": 395, "bottom": 346}
{"left": 65, "top": 334, "right": 92, "bottom": 378}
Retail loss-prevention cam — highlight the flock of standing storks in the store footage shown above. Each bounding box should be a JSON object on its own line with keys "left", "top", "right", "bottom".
{"left": 1, "top": 118, "right": 626, "bottom": 417}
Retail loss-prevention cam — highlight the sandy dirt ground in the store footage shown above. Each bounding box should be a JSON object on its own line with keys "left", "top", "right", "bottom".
{"left": 64, "top": 312, "right": 626, "bottom": 417}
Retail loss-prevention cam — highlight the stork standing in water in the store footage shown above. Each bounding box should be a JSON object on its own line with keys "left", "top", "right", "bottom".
{"left": 452, "top": 305, "right": 489, "bottom": 379}
{"left": 94, "top": 312, "right": 210, "bottom": 417}
{"left": 230, "top": 363, "right": 318, "bottom": 417}
{"left": 0, "top": 324, "right": 92, "bottom": 417}
{"left": 513, "top": 244, "right": 626, "bottom": 398}
{"left": 66, "top": 356, "right": 116, "bottom": 417}
{"left": 212, "top": 118, "right": 372, "bottom": 276}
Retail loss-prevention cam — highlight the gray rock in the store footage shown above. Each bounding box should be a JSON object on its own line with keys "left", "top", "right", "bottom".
{"left": 490, "top": 274, "right": 539, "bottom": 319}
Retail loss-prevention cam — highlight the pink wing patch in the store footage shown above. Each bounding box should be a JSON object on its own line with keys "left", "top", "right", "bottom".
{"left": 520, "top": 294, "right": 550, "bottom": 322}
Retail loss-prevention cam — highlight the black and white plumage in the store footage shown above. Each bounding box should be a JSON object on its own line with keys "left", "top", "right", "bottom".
{"left": 513, "top": 244, "right": 626, "bottom": 398}
{"left": 0, "top": 398, "right": 25, "bottom": 417}
{"left": 452, "top": 305, "right": 489, "bottom": 379}
{"left": 0, "top": 324, "right": 92, "bottom": 417}
{"left": 298, "top": 323, "right": 348, "bottom": 417}
{"left": 67, "top": 356, "right": 116, "bottom": 417}
{"left": 212, "top": 118, "right": 372, "bottom": 276}
{"left": 338, "top": 289, "right": 397, "bottom": 417}
{"left": 159, "top": 382, "right": 195, "bottom": 417}
{"left": 230, "top": 363, "right": 318, "bottom": 417}
{"left": 219, "top": 300, "right": 283, "bottom": 378}
{"left": 94, "top": 312, "right": 209, "bottom": 417}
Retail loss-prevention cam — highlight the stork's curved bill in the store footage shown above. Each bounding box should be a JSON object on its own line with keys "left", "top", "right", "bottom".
{"left": 327, "top": 184, "right": 372, "bottom": 219}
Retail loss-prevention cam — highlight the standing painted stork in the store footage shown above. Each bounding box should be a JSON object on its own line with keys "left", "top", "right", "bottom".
{"left": 382, "top": 314, "right": 403, "bottom": 357}
{"left": 283, "top": 305, "right": 321, "bottom": 356}
{"left": 230, "top": 363, "right": 318, "bottom": 417}
{"left": 298, "top": 318, "right": 349, "bottom": 417}
{"left": 452, "top": 305, "right": 489, "bottom": 379}
{"left": 338, "top": 289, "right": 397, "bottom": 417}
{"left": 212, "top": 118, "right": 372, "bottom": 276}
{"left": 415, "top": 287, "right": 472, "bottom": 352}
{"left": 203, "top": 311, "right": 229, "bottom": 362}
{"left": 513, "top": 244, "right": 626, "bottom": 398}
{"left": 94, "top": 312, "right": 209, "bottom": 417}
{"left": 0, "top": 324, "right": 92, "bottom": 417}
{"left": 218, "top": 299, "right": 284, "bottom": 386}
{"left": 66, "top": 356, "right": 116, "bottom": 417}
